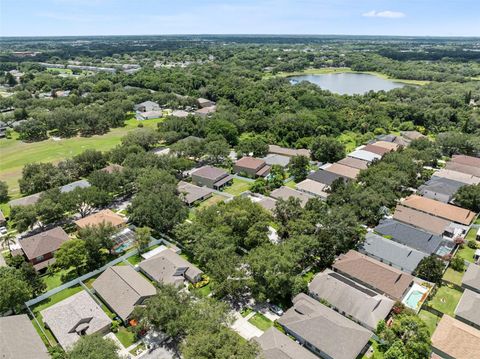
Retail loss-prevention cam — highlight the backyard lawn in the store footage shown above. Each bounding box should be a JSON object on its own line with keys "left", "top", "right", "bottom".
{"left": 428, "top": 285, "right": 463, "bottom": 316}
{"left": 248, "top": 313, "right": 273, "bottom": 331}
{"left": 192, "top": 283, "right": 212, "bottom": 298}
{"left": 223, "top": 178, "right": 251, "bottom": 196}
{"left": 41, "top": 268, "right": 76, "bottom": 291}
{"left": 192, "top": 194, "right": 226, "bottom": 213}
{"left": 284, "top": 180, "right": 296, "bottom": 188}
{"left": 418, "top": 310, "right": 441, "bottom": 335}
{"left": 0, "top": 117, "right": 163, "bottom": 197}
{"left": 241, "top": 307, "right": 253, "bottom": 317}
{"left": 456, "top": 244, "right": 477, "bottom": 263}
{"left": 361, "top": 340, "right": 384, "bottom": 359}
{"left": 115, "top": 326, "right": 137, "bottom": 348}
{"left": 126, "top": 253, "right": 143, "bottom": 266}
{"left": 442, "top": 267, "right": 465, "bottom": 286}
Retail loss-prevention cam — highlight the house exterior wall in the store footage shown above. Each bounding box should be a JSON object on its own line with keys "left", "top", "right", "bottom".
{"left": 191, "top": 174, "right": 216, "bottom": 189}
{"left": 233, "top": 164, "right": 261, "bottom": 178}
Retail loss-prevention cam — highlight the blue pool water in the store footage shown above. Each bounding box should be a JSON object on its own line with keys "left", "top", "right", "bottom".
{"left": 114, "top": 238, "right": 135, "bottom": 253}
{"left": 405, "top": 290, "right": 423, "bottom": 309}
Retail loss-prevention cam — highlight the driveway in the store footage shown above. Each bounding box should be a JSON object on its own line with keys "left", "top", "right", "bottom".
{"left": 138, "top": 347, "right": 176, "bottom": 359}
{"left": 230, "top": 311, "right": 263, "bottom": 340}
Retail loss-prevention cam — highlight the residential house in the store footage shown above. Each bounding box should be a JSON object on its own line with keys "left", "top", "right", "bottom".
{"left": 92, "top": 266, "right": 156, "bottom": 322}
{"left": 277, "top": 293, "right": 372, "bottom": 359}
{"left": 451, "top": 154, "right": 480, "bottom": 168}
{"left": 41, "top": 291, "right": 111, "bottom": 349}
{"left": 400, "top": 131, "right": 425, "bottom": 142}
{"left": 268, "top": 144, "right": 311, "bottom": 158}
{"left": 59, "top": 179, "right": 91, "bottom": 193}
{"left": 270, "top": 186, "right": 313, "bottom": 208}
{"left": 0, "top": 314, "right": 49, "bottom": 359}
{"left": 454, "top": 289, "right": 480, "bottom": 330}
{"left": 417, "top": 177, "right": 465, "bottom": 203}
{"left": 171, "top": 109, "right": 190, "bottom": 118}
{"left": 361, "top": 144, "right": 391, "bottom": 157}
{"left": 254, "top": 327, "right": 318, "bottom": 359}
{"left": 195, "top": 105, "right": 216, "bottom": 117}
{"left": 370, "top": 140, "right": 399, "bottom": 151}
{"left": 262, "top": 153, "right": 291, "bottom": 168}
{"left": 401, "top": 195, "right": 476, "bottom": 226}
{"left": 347, "top": 149, "right": 381, "bottom": 163}
{"left": 19, "top": 227, "right": 69, "bottom": 271}
{"left": 307, "top": 169, "right": 349, "bottom": 186}
{"left": 197, "top": 98, "right": 215, "bottom": 108}
{"left": 191, "top": 165, "right": 233, "bottom": 190}
{"left": 234, "top": 157, "right": 270, "bottom": 178}
{"left": 134, "top": 101, "right": 160, "bottom": 113}
{"left": 74, "top": 209, "right": 125, "bottom": 230}
{"left": 135, "top": 110, "right": 162, "bottom": 120}
{"left": 445, "top": 161, "right": 480, "bottom": 177}
{"left": 8, "top": 192, "right": 42, "bottom": 207}
{"left": 337, "top": 157, "right": 369, "bottom": 170}
{"left": 432, "top": 169, "right": 480, "bottom": 186}
{"left": 295, "top": 179, "right": 329, "bottom": 199}
{"left": 139, "top": 248, "right": 203, "bottom": 286}
{"left": 324, "top": 163, "right": 360, "bottom": 179}
{"left": 431, "top": 315, "right": 480, "bottom": 359}
{"left": 375, "top": 219, "right": 454, "bottom": 256}
{"left": 392, "top": 205, "right": 451, "bottom": 236}
{"left": 359, "top": 232, "right": 427, "bottom": 274}
{"left": 462, "top": 264, "right": 480, "bottom": 294}
{"left": 244, "top": 192, "right": 278, "bottom": 213}
{"left": 101, "top": 164, "right": 124, "bottom": 173}
{"left": 332, "top": 250, "right": 414, "bottom": 301}
{"left": 177, "top": 181, "right": 213, "bottom": 206}
{"left": 309, "top": 269, "right": 394, "bottom": 331}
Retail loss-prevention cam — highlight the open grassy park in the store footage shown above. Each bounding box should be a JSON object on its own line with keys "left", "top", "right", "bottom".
{"left": 0, "top": 117, "right": 163, "bottom": 198}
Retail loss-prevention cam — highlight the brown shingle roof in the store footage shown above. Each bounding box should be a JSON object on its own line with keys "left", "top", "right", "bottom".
{"left": 451, "top": 154, "right": 480, "bottom": 168}
{"left": 401, "top": 195, "right": 476, "bottom": 225}
{"left": 325, "top": 163, "right": 360, "bottom": 179}
{"left": 371, "top": 141, "right": 399, "bottom": 151}
{"left": 74, "top": 209, "right": 125, "bottom": 229}
{"left": 445, "top": 161, "right": 480, "bottom": 177}
{"left": 270, "top": 186, "right": 313, "bottom": 208}
{"left": 432, "top": 315, "right": 480, "bottom": 359}
{"left": 20, "top": 227, "right": 69, "bottom": 260}
{"left": 337, "top": 157, "right": 369, "bottom": 170}
{"left": 268, "top": 145, "right": 311, "bottom": 158}
{"left": 101, "top": 164, "right": 124, "bottom": 173}
{"left": 393, "top": 205, "right": 451, "bottom": 236}
{"left": 235, "top": 156, "right": 266, "bottom": 170}
{"left": 332, "top": 250, "right": 413, "bottom": 300}
{"left": 432, "top": 169, "right": 480, "bottom": 185}
{"left": 191, "top": 166, "right": 228, "bottom": 181}
{"left": 362, "top": 144, "right": 390, "bottom": 156}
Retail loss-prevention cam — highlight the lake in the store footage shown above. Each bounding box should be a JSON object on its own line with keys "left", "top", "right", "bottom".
{"left": 289, "top": 72, "right": 406, "bottom": 95}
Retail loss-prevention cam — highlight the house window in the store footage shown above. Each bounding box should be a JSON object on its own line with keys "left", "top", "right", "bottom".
{"left": 36, "top": 255, "right": 44, "bottom": 261}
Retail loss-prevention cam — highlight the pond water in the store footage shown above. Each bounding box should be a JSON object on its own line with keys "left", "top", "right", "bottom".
{"left": 289, "top": 72, "right": 406, "bottom": 95}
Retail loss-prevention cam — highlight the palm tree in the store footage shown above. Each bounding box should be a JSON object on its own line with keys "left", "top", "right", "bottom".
{"left": 0, "top": 232, "right": 16, "bottom": 252}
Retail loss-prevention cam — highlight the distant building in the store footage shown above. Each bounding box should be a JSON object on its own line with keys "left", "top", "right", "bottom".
{"left": 262, "top": 153, "right": 291, "bottom": 168}
{"left": 417, "top": 177, "right": 465, "bottom": 203}
{"left": 135, "top": 110, "right": 163, "bottom": 120}
{"left": 74, "top": 209, "right": 125, "bottom": 230}
{"left": 177, "top": 181, "right": 213, "bottom": 206}
{"left": 307, "top": 169, "right": 349, "bottom": 186}
{"left": 8, "top": 192, "right": 42, "bottom": 207}
{"left": 268, "top": 144, "right": 310, "bottom": 158}
{"left": 295, "top": 179, "right": 329, "bottom": 199}
{"left": 191, "top": 166, "right": 233, "bottom": 190}
{"left": 59, "top": 179, "right": 90, "bottom": 193}
{"left": 171, "top": 109, "right": 190, "bottom": 118}
{"left": 392, "top": 205, "right": 452, "bottom": 236}
{"left": 233, "top": 157, "right": 270, "bottom": 178}
{"left": 195, "top": 105, "right": 216, "bottom": 117}
{"left": 324, "top": 163, "right": 360, "bottom": 179}
{"left": 337, "top": 156, "right": 369, "bottom": 170}
{"left": 197, "top": 98, "right": 215, "bottom": 108}
{"left": 270, "top": 186, "right": 313, "bottom": 208}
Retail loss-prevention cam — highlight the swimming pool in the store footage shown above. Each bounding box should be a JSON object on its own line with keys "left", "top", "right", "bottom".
{"left": 402, "top": 283, "right": 429, "bottom": 311}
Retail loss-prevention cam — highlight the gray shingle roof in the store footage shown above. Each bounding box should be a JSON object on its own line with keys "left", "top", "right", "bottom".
{"left": 59, "top": 179, "right": 91, "bottom": 193}
{"left": 359, "top": 232, "right": 427, "bottom": 273}
{"left": 20, "top": 227, "right": 69, "bottom": 260}
{"left": 177, "top": 181, "right": 213, "bottom": 205}
{"left": 278, "top": 293, "right": 372, "bottom": 359}
{"left": 41, "top": 291, "right": 111, "bottom": 349}
{"left": 263, "top": 154, "right": 291, "bottom": 167}
{"left": 270, "top": 186, "right": 313, "bottom": 208}
{"left": 309, "top": 269, "right": 394, "bottom": 330}
{"left": 8, "top": 192, "right": 42, "bottom": 207}
{"left": 455, "top": 289, "right": 480, "bottom": 328}
{"left": 307, "top": 169, "right": 348, "bottom": 186}
{"left": 375, "top": 219, "right": 453, "bottom": 255}
{"left": 93, "top": 266, "right": 156, "bottom": 321}
{"left": 462, "top": 264, "right": 480, "bottom": 293}
{"left": 0, "top": 314, "right": 49, "bottom": 359}
{"left": 418, "top": 177, "right": 465, "bottom": 201}
{"left": 192, "top": 165, "right": 228, "bottom": 181}
{"left": 254, "top": 327, "right": 318, "bottom": 359}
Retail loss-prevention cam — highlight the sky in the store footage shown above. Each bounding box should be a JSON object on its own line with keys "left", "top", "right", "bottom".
{"left": 1, "top": 0, "right": 479, "bottom": 37}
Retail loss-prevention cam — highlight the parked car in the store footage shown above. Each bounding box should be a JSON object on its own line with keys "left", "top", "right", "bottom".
{"left": 0, "top": 227, "right": 7, "bottom": 236}
{"left": 269, "top": 304, "right": 284, "bottom": 316}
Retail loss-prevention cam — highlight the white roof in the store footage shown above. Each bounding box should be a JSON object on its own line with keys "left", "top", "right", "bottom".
{"left": 141, "top": 245, "right": 168, "bottom": 259}
{"left": 347, "top": 149, "right": 381, "bottom": 162}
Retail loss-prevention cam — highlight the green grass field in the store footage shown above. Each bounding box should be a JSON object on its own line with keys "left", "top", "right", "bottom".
{"left": 223, "top": 178, "right": 251, "bottom": 196}
{"left": 248, "top": 313, "right": 273, "bottom": 331}
{"left": 0, "top": 117, "right": 163, "bottom": 197}
{"left": 418, "top": 310, "right": 441, "bottom": 336}
{"left": 456, "top": 243, "right": 477, "bottom": 263}
{"left": 429, "top": 285, "right": 463, "bottom": 316}
{"left": 115, "top": 326, "right": 136, "bottom": 348}
{"left": 442, "top": 267, "right": 465, "bottom": 286}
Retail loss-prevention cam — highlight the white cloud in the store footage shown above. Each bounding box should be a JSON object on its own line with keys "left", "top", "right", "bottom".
{"left": 362, "top": 10, "right": 406, "bottom": 18}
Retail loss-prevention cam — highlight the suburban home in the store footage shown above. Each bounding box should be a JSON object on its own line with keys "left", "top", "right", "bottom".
{"left": 233, "top": 156, "right": 270, "bottom": 178}
{"left": 401, "top": 194, "right": 476, "bottom": 226}
{"left": 244, "top": 192, "right": 278, "bottom": 213}
{"left": 347, "top": 149, "right": 381, "bottom": 163}
{"left": 254, "top": 327, "right": 318, "bottom": 359}
{"left": 171, "top": 109, "right": 190, "bottom": 118}
{"left": 359, "top": 232, "right": 427, "bottom": 274}
{"left": 376, "top": 133, "right": 409, "bottom": 147}
{"left": 455, "top": 289, "right": 480, "bottom": 329}
{"left": 92, "top": 266, "right": 156, "bottom": 322}
{"left": 0, "top": 314, "right": 49, "bottom": 359}
{"left": 332, "top": 250, "right": 414, "bottom": 301}
{"left": 295, "top": 179, "right": 329, "bottom": 199}
{"left": 392, "top": 205, "right": 452, "bottom": 237}
{"left": 431, "top": 315, "right": 480, "bottom": 359}
{"left": 177, "top": 181, "right": 213, "bottom": 206}
{"left": 268, "top": 144, "right": 311, "bottom": 158}
{"left": 197, "top": 97, "right": 215, "bottom": 108}
{"left": 432, "top": 169, "right": 480, "bottom": 186}
{"left": 369, "top": 140, "right": 400, "bottom": 151}
{"left": 101, "top": 163, "right": 124, "bottom": 173}
{"left": 400, "top": 130, "right": 425, "bottom": 142}
{"left": 307, "top": 169, "right": 349, "bottom": 186}
{"left": 191, "top": 165, "right": 233, "bottom": 190}
{"left": 74, "top": 209, "right": 125, "bottom": 230}
{"left": 41, "top": 291, "right": 111, "bottom": 349}
{"left": 195, "top": 105, "right": 216, "bottom": 117}
{"left": 324, "top": 163, "right": 360, "bottom": 179}
{"left": 262, "top": 153, "right": 291, "bottom": 167}
{"left": 451, "top": 154, "right": 480, "bottom": 168}
{"left": 139, "top": 248, "right": 203, "bottom": 286}
{"left": 270, "top": 186, "right": 313, "bottom": 208}
{"left": 277, "top": 293, "right": 372, "bottom": 359}
{"left": 462, "top": 264, "right": 480, "bottom": 293}
{"left": 309, "top": 269, "right": 394, "bottom": 331}
{"left": 375, "top": 219, "right": 454, "bottom": 256}
{"left": 8, "top": 192, "right": 42, "bottom": 207}
{"left": 59, "top": 179, "right": 91, "bottom": 193}
{"left": 134, "top": 100, "right": 160, "bottom": 113}
{"left": 337, "top": 156, "right": 369, "bottom": 170}
{"left": 18, "top": 226, "right": 69, "bottom": 271}
{"left": 417, "top": 177, "right": 465, "bottom": 203}
{"left": 445, "top": 161, "right": 480, "bottom": 177}
{"left": 135, "top": 110, "right": 163, "bottom": 120}
{"left": 361, "top": 144, "right": 391, "bottom": 157}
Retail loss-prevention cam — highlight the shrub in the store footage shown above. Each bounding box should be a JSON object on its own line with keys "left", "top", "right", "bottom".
{"left": 450, "top": 257, "right": 465, "bottom": 272}
{"left": 467, "top": 240, "right": 478, "bottom": 249}
{"left": 111, "top": 320, "right": 120, "bottom": 333}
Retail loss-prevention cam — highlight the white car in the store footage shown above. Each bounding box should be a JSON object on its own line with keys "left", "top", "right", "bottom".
{"left": 269, "top": 304, "right": 284, "bottom": 316}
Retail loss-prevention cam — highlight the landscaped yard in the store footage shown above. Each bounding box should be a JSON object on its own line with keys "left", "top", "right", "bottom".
{"left": 418, "top": 310, "right": 441, "bottom": 336}
{"left": 465, "top": 228, "right": 478, "bottom": 241}
{"left": 41, "top": 268, "right": 76, "bottom": 291}
{"left": 115, "top": 326, "right": 137, "bottom": 348}
{"left": 126, "top": 253, "right": 143, "bottom": 266}
{"left": 192, "top": 283, "right": 212, "bottom": 298}
{"left": 361, "top": 340, "right": 384, "bottom": 359}
{"left": 284, "top": 180, "right": 296, "bottom": 188}
{"left": 428, "top": 285, "right": 463, "bottom": 316}
{"left": 223, "top": 178, "right": 251, "bottom": 196}
{"left": 0, "top": 117, "right": 164, "bottom": 197}
{"left": 442, "top": 267, "right": 465, "bottom": 286}
{"left": 193, "top": 194, "right": 226, "bottom": 212}
{"left": 248, "top": 313, "right": 273, "bottom": 331}
{"left": 240, "top": 307, "right": 253, "bottom": 317}
{"left": 456, "top": 244, "right": 477, "bottom": 263}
